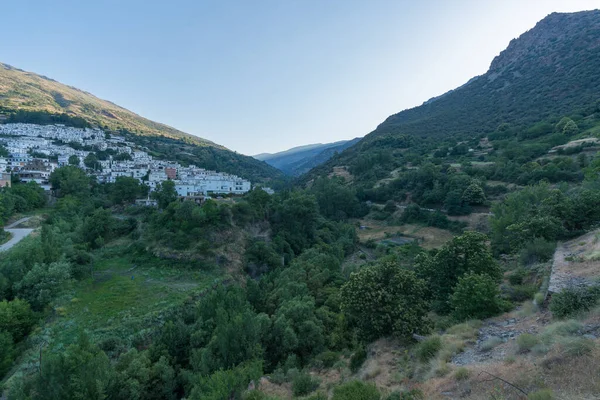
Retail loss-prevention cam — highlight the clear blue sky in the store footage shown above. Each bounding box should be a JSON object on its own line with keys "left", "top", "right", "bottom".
{"left": 3, "top": 0, "right": 598, "bottom": 155}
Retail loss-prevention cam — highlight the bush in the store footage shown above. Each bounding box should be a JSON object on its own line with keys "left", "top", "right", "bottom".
{"left": 549, "top": 286, "right": 600, "bottom": 318}
{"left": 480, "top": 336, "right": 503, "bottom": 351}
{"left": 519, "top": 238, "right": 556, "bottom": 265}
{"left": 517, "top": 333, "right": 539, "bottom": 353}
{"left": 534, "top": 292, "right": 545, "bottom": 305}
{"left": 332, "top": 381, "right": 380, "bottom": 400}
{"left": 316, "top": 351, "right": 339, "bottom": 369}
{"left": 292, "top": 372, "right": 320, "bottom": 397}
{"left": 454, "top": 367, "right": 470, "bottom": 381}
{"left": 508, "top": 269, "right": 527, "bottom": 285}
{"left": 385, "top": 390, "right": 424, "bottom": 400}
{"left": 415, "top": 335, "right": 442, "bottom": 362}
{"left": 350, "top": 347, "right": 367, "bottom": 373}
{"left": 527, "top": 388, "right": 554, "bottom": 400}
{"left": 451, "top": 273, "right": 504, "bottom": 320}
{"left": 559, "top": 337, "right": 595, "bottom": 357}
{"left": 507, "top": 284, "right": 538, "bottom": 302}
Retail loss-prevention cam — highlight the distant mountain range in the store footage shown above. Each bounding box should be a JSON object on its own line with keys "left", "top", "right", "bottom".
{"left": 0, "top": 62, "right": 282, "bottom": 182}
{"left": 254, "top": 138, "right": 361, "bottom": 176}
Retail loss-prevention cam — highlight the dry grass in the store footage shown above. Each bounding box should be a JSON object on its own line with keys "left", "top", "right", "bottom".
{"left": 356, "top": 219, "right": 455, "bottom": 250}
{"left": 422, "top": 344, "right": 600, "bottom": 399}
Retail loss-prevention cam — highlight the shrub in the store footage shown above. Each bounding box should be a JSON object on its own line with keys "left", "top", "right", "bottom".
{"left": 415, "top": 335, "right": 442, "bottom": 362}
{"left": 519, "top": 238, "right": 556, "bottom": 265}
{"left": 559, "top": 337, "right": 595, "bottom": 357}
{"left": 508, "top": 268, "right": 527, "bottom": 285}
{"left": 454, "top": 367, "right": 470, "bottom": 381}
{"left": 517, "top": 333, "right": 539, "bottom": 353}
{"left": 528, "top": 388, "right": 554, "bottom": 400}
{"left": 451, "top": 273, "right": 503, "bottom": 320}
{"left": 350, "top": 347, "right": 367, "bottom": 373}
{"left": 332, "top": 380, "right": 380, "bottom": 400}
{"left": 534, "top": 292, "right": 545, "bottom": 305}
{"left": 507, "top": 284, "right": 537, "bottom": 302}
{"left": 446, "top": 320, "right": 482, "bottom": 340}
{"left": 549, "top": 286, "right": 600, "bottom": 318}
{"left": 480, "top": 336, "right": 503, "bottom": 351}
{"left": 292, "top": 372, "right": 320, "bottom": 397}
{"left": 316, "top": 351, "right": 339, "bottom": 369}
{"left": 385, "top": 390, "right": 424, "bottom": 400}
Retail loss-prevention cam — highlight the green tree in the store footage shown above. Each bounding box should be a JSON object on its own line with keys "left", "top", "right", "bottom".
{"left": 81, "top": 208, "right": 114, "bottom": 248}
{"left": 415, "top": 231, "right": 501, "bottom": 314}
{"left": 562, "top": 119, "right": 579, "bottom": 136}
{"left": 13, "top": 261, "right": 72, "bottom": 311}
{"left": 272, "top": 192, "right": 320, "bottom": 255}
{"left": 450, "top": 272, "right": 504, "bottom": 320}
{"left": 0, "top": 330, "right": 14, "bottom": 377}
{"left": 462, "top": 182, "right": 486, "bottom": 205}
{"left": 151, "top": 180, "right": 178, "bottom": 209}
{"left": 0, "top": 299, "right": 36, "bottom": 341}
{"left": 111, "top": 176, "right": 148, "bottom": 204}
{"left": 84, "top": 153, "right": 101, "bottom": 170}
{"left": 341, "top": 261, "right": 431, "bottom": 340}
{"left": 68, "top": 155, "right": 79, "bottom": 166}
{"left": 9, "top": 334, "right": 113, "bottom": 400}
{"left": 49, "top": 166, "right": 90, "bottom": 198}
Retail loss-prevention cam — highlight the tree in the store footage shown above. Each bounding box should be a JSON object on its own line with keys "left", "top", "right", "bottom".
{"left": 9, "top": 334, "right": 113, "bottom": 400}
{"left": 112, "top": 176, "right": 148, "bottom": 204}
{"left": 49, "top": 166, "right": 90, "bottom": 198}
{"left": 81, "top": 208, "right": 114, "bottom": 248}
{"left": 562, "top": 119, "right": 579, "bottom": 136}
{"left": 0, "top": 299, "right": 36, "bottom": 341}
{"left": 84, "top": 153, "right": 101, "bottom": 170}
{"left": 13, "top": 261, "right": 72, "bottom": 310}
{"left": 113, "top": 152, "right": 132, "bottom": 161}
{"left": 68, "top": 155, "right": 79, "bottom": 166}
{"left": 415, "top": 231, "right": 501, "bottom": 314}
{"left": 0, "top": 330, "right": 14, "bottom": 378}
{"left": 383, "top": 200, "right": 397, "bottom": 213}
{"left": 450, "top": 272, "right": 504, "bottom": 320}
{"left": 555, "top": 117, "right": 573, "bottom": 132}
{"left": 462, "top": 182, "right": 486, "bottom": 205}
{"left": 151, "top": 180, "right": 178, "bottom": 209}
{"left": 271, "top": 192, "right": 320, "bottom": 255}
{"left": 341, "top": 261, "right": 431, "bottom": 340}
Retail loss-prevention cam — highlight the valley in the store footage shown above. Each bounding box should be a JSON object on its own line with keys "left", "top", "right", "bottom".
{"left": 1, "top": 7, "right": 600, "bottom": 400}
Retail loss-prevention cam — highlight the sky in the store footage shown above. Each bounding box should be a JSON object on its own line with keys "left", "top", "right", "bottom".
{"left": 2, "top": 1, "right": 599, "bottom": 155}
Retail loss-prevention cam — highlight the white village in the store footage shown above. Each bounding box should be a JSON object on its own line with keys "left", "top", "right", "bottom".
{"left": 0, "top": 123, "right": 258, "bottom": 203}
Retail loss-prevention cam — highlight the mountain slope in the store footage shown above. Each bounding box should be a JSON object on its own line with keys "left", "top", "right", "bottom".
{"left": 0, "top": 62, "right": 283, "bottom": 182}
{"left": 254, "top": 138, "right": 361, "bottom": 176}
{"left": 306, "top": 10, "right": 600, "bottom": 180}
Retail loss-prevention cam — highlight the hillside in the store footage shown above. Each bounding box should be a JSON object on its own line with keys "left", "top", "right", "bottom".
{"left": 307, "top": 10, "right": 600, "bottom": 182}
{"left": 0, "top": 62, "right": 283, "bottom": 182}
{"left": 254, "top": 138, "right": 360, "bottom": 176}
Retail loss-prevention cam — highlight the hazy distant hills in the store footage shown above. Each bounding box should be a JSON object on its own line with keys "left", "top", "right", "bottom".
{"left": 254, "top": 138, "right": 361, "bottom": 176}
{"left": 0, "top": 62, "right": 282, "bottom": 182}
{"left": 305, "top": 10, "right": 600, "bottom": 180}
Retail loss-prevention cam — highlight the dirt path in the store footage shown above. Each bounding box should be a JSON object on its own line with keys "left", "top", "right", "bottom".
{"left": 0, "top": 217, "right": 34, "bottom": 252}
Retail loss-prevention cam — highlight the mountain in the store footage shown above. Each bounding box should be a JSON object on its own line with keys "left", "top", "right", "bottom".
{"left": 0, "top": 62, "right": 283, "bottom": 182}
{"left": 254, "top": 138, "right": 361, "bottom": 176}
{"left": 305, "top": 10, "right": 600, "bottom": 181}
